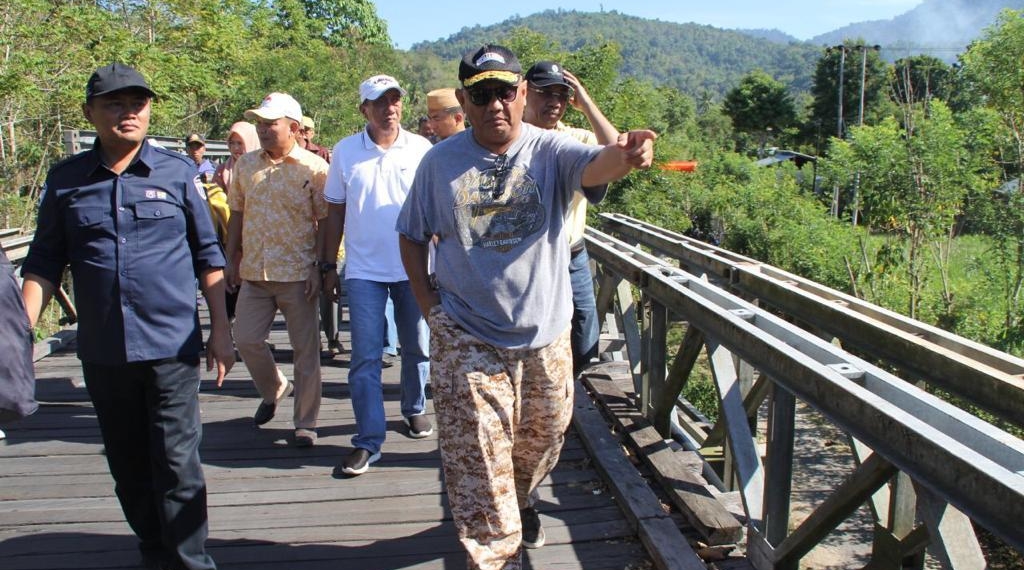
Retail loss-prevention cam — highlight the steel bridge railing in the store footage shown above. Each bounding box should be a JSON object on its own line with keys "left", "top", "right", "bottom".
{"left": 583, "top": 220, "right": 1023, "bottom": 570}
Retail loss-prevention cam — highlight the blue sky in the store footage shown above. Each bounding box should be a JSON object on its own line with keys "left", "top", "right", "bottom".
{"left": 377, "top": 0, "right": 924, "bottom": 50}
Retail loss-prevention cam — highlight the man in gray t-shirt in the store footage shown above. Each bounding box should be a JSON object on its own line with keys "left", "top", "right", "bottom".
{"left": 397, "top": 43, "right": 655, "bottom": 570}
{"left": 398, "top": 121, "right": 601, "bottom": 349}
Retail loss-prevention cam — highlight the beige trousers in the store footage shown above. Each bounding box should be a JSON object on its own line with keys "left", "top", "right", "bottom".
{"left": 234, "top": 280, "right": 322, "bottom": 429}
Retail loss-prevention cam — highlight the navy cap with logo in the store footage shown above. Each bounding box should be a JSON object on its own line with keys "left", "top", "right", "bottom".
{"left": 525, "top": 61, "right": 571, "bottom": 89}
{"left": 459, "top": 44, "right": 522, "bottom": 87}
{"left": 86, "top": 63, "right": 157, "bottom": 100}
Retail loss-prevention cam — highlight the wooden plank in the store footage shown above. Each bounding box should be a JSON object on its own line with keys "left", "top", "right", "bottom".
{"left": 646, "top": 297, "right": 670, "bottom": 423}
{"left": 763, "top": 385, "right": 795, "bottom": 547}
{"left": 706, "top": 340, "right": 764, "bottom": 528}
{"left": 653, "top": 324, "right": 705, "bottom": 437}
{"left": 616, "top": 278, "right": 644, "bottom": 394}
{"left": 572, "top": 379, "right": 709, "bottom": 570}
{"left": 914, "top": 486, "right": 987, "bottom": 570}
{"left": 585, "top": 374, "right": 742, "bottom": 546}
{"left": 3, "top": 310, "right": 660, "bottom": 570}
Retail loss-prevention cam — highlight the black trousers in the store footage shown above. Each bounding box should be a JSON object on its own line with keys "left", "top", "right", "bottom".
{"left": 82, "top": 356, "right": 216, "bottom": 570}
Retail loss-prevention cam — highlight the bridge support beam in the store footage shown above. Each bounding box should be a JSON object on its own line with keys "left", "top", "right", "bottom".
{"left": 772, "top": 453, "right": 897, "bottom": 569}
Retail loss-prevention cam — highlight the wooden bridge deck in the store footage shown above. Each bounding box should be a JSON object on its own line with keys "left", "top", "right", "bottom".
{"left": 0, "top": 315, "right": 684, "bottom": 570}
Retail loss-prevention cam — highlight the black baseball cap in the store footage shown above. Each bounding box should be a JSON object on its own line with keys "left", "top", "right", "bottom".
{"left": 525, "top": 61, "right": 571, "bottom": 88}
{"left": 459, "top": 44, "right": 522, "bottom": 87}
{"left": 86, "top": 63, "right": 156, "bottom": 100}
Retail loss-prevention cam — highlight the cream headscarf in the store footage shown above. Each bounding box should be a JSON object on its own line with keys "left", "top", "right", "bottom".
{"left": 213, "top": 121, "right": 259, "bottom": 191}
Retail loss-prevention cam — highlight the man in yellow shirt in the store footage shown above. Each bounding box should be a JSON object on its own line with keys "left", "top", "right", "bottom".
{"left": 225, "top": 92, "right": 330, "bottom": 448}
{"left": 523, "top": 61, "right": 619, "bottom": 376}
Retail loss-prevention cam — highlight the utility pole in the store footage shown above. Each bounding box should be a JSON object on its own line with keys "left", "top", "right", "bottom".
{"left": 835, "top": 45, "right": 846, "bottom": 138}
{"left": 858, "top": 45, "right": 881, "bottom": 127}
{"left": 829, "top": 45, "right": 847, "bottom": 218}
{"left": 852, "top": 45, "right": 880, "bottom": 226}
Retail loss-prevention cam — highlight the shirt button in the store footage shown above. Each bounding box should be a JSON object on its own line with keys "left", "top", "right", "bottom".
{"left": 155, "top": 210, "right": 162, "bottom": 216}
{"left": 120, "top": 237, "right": 127, "bottom": 244}
{"left": 118, "top": 207, "right": 125, "bottom": 212}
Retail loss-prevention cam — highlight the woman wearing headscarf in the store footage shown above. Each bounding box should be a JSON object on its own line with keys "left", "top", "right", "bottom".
{"left": 209, "top": 121, "right": 258, "bottom": 319}
{"left": 212, "top": 121, "right": 259, "bottom": 193}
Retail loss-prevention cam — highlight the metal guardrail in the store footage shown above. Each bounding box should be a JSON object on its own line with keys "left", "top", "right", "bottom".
{"left": 598, "top": 212, "right": 1024, "bottom": 429}
{"left": 63, "top": 129, "right": 230, "bottom": 160}
{"left": 584, "top": 223, "right": 1024, "bottom": 569}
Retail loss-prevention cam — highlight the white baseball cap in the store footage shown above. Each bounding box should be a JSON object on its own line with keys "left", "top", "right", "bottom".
{"left": 244, "top": 92, "right": 303, "bottom": 123}
{"left": 359, "top": 75, "right": 406, "bottom": 103}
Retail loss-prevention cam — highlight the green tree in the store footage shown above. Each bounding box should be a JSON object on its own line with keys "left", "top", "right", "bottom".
{"left": 300, "top": 0, "right": 389, "bottom": 47}
{"left": 824, "top": 102, "right": 985, "bottom": 320}
{"left": 722, "top": 69, "right": 795, "bottom": 134}
{"left": 959, "top": 9, "right": 1024, "bottom": 342}
{"left": 722, "top": 69, "right": 796, "bottom": 155}
{"left": 891, "top": 54, "right": 955, "bottom": 106}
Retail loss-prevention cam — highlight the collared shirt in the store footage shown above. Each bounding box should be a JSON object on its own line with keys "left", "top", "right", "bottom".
{"left": 325, "top": 127, "right": 432, "bottom": 282}
{"left": 304, "top": 141, "right": 332, "bottom": 163}
{"left": 555, "top": 121, "right": 599, "bottom": 247}
{"left": 22, "top": 140, "right": 225, "bottom": 365}
{"left": 228, "top": 142, "right": 329, "bottom": 282}
{"left": 195, "top": 158, "right": 217, "bottom": 180}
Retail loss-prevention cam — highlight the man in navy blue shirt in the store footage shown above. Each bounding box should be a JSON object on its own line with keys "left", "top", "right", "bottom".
{"left": 21, "top": 62, "right": 234, "bottom": 570}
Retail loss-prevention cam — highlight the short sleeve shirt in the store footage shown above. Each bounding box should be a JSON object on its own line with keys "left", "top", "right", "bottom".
{"left": 228, "top": 143, "right": 329, "bottom": 282}
{"left": 555, "top": 121, "right": 600, "bottom": 247}
{"left": 324, "top": 128, "right": 432, "bottom": 282}
{"left": 22, "top": 140, "right": 225, "bottom": 365}
{"left": 396, "top": 124, "right": 605, "bottom": 349}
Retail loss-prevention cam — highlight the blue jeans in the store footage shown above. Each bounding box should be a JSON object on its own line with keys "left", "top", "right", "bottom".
{"left": 569, "top": 246, "right": 599, "bottom": 376}
{"left": 82, "top": 357, "right": 215, "bottom": 570}
{"left": 346, "top": 278, "right": 429, "bottom": 454}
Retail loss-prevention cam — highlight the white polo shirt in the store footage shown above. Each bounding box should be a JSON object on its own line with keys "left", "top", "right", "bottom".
{"left": 324, "top": 127, "right": 432, "bottom": 282}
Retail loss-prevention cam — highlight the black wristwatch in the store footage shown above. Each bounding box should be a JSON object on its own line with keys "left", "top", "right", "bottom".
{"left": 318, "top": 262, "right": 337, "bottom": 274}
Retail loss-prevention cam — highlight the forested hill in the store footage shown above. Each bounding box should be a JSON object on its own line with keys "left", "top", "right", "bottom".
{"left": 409, "top": 10, "right": 822, "bottom": 98}
{"left": 810, "top": 0, "right": 1024, "bottom": 61}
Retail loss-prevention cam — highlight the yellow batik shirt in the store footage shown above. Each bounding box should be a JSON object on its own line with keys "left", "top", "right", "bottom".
{"left": 228, "top": 142, "right": 329, "bottom": 282}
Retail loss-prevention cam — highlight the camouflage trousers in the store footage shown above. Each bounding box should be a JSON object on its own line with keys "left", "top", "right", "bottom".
{"left": 428, "top": 306, "right": 574, "bottom": 570}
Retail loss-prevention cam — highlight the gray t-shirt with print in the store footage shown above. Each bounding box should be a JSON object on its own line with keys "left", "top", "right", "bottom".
{"left": 397, "top": 123, "right": 605, "bottom": 349}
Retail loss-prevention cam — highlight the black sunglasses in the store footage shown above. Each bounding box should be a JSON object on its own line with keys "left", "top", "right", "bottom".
{"left": 466, "top": 84, "right": 519, "bottom": 106}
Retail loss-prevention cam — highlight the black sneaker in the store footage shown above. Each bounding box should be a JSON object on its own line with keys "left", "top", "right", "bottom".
{"left": 253, "top": 381, "right": 293, "bottom": 426}
{"left": 407, "top": 414, "right": 433, "bottom": 438}
{"left": 520, "top": 506, "right": 545, "bottom": 549}
{"left": 294, "top": 428, "right": 317, "bottom": 447}
{"left": 340, "top": 448, "right": 381, "bottom": 476}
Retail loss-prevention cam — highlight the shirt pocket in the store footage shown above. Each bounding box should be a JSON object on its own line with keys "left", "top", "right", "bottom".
{"left": 132, "top": 200, "right": 184, "bottom": 252}
{"left": 66, "top": 207, "right": 115, "bottom": 260}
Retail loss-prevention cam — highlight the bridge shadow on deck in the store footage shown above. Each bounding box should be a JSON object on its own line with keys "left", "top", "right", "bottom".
{"left": 0, "top": 318, "right": 652, "bottom": 570}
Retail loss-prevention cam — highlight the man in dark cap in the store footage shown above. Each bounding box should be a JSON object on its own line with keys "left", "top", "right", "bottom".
{"left": 184, "top": 133, "right": 217, "bottom": 182}
{"left": 397, "top": 44, "right": 655, "bottom": 570}
{"left": 523, "top": 60, "right": 619, "bottom": 377}
{"left": 21, "top": 62, "right": 233, "bottom": 570}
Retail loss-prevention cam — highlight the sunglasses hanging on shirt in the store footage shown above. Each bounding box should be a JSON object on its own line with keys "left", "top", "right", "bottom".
{"left": 481, "top": 153, "right": 512, "bottom": 200}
